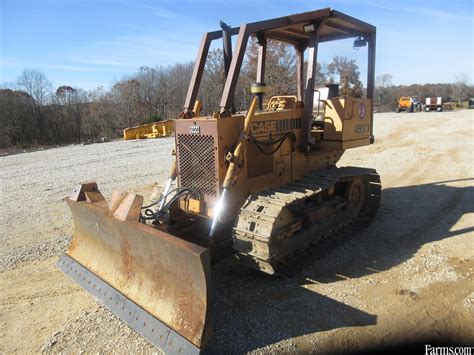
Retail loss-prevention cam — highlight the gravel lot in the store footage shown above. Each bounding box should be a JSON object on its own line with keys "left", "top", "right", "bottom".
{"left": 1, "top": 110, "right": 473, "bottom": 353}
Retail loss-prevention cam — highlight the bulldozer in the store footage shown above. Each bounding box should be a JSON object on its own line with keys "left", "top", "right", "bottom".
{"left": 123, "top": 119, "right": 175, "bottom": 140}
{"left": 58, "top": 8, "right": 380, "bottom": 354}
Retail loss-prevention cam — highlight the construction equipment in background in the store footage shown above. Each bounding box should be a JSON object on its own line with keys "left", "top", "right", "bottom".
{"left": 443, "top": 102, "right": 456, "bottom": 111}
{"left": 398, "top": 96, "right": 420, "bottom": 112}
{"left": 123, "top": 119, "right": 175, "bottom": 140}
{"left": 425, "top": 96, "right": 443, "bottom": 112}
{"left": 58, "top": 8, "right": 381, "bottom": 354}
{"left": 123, "top": 101, "right": 203, "bottom": 140}
{"left": 412, "top": 97, "right": 421, "bottom": 111}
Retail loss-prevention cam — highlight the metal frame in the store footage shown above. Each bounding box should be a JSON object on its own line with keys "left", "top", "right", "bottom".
{"left": 183, "top": 27, "right": 239, "bottom": 114}
{"left": 366, "top": 31, "right": 376, "bottom": 143}
{"left": 182, "top": 7, "right": 376, "bottom": 142}
{"left": 256, "top": 32, "right": 266, "bottom": 84}
{"left": 295, "top": 44, "right": 305, "bottom": 101}
{"left": 301, "top": 21, "right": 323, "bottom": 150}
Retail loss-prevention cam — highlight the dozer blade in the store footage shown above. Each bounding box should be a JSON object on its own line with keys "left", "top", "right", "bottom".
{"left": 57, "top": 183, "right": 211, "bottom": 354}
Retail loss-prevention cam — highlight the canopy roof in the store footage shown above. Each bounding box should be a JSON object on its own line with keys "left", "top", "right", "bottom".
{"left": 205, "top": 8, "right": 376, "bottom": 45}
{"left": 183, "top": 8, "right": 377, "bottom": 119}
{"left": 247, "top": 8, "right": 375, "bottom": 44}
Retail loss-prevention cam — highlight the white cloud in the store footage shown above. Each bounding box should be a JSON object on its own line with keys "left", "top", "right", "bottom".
{"left": 58, "top": 33, "right": 198, "bottom": 71}
{"left": 341, "top": 0, "right": 473, "bottom": 22}
{"left": 151, "top": 8, "right": 177, "bottom": 18}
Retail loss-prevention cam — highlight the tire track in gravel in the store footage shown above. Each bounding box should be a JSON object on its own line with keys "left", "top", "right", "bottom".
{"left": 394, "top": 154, "right": 441, "bottom": 186}
{"left": 387, "top": 148, "right": 470, "bottom": 245}
{"left": 398, "top": 184, "right": 468, "bottom": 242}
{"left": 448, "top": 149, "right": 462, "bottom": 164}
{"left": 1, "top": 287, "right": 82, "bottom": 306}
{"left": 0, "top": 235, "right": 71, "bottom": 272}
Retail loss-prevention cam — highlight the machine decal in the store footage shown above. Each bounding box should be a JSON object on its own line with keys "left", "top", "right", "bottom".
{"left": 189, "top": 124, "right": 200, "bottom": 134}
{"left": 358, "top": 103, "right": 365, "bottom": 119}
{"left": 250, "top": 118, "right": 301, "bottom": 135}
{"left": 355, "top": 123, "right": 370, "bottom": 134}
{"left": 251, "top": 121, "right": 277, "bottom": 134}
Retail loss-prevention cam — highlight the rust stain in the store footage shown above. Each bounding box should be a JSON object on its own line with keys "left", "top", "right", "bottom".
{"left": 64, "top": 196, "right": 210, "bottom": 349}
{"left": 174, "top": 290, "right": 206, "bottom": 346}
{"left": 147, "top": 250, "right": 208, "bottom": 347}
{"left": 150, "top": 267, "right": 205, "bottom": 347}
{"left": 121, "top": 237, "right": 135, "bottom": 280}
{"left": 66, "top": 233, "right": 78, "bottom": 254}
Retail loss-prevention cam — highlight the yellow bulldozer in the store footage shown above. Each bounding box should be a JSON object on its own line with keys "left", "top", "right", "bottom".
{"left": 58, "top": 8, "right": 381, "bottom": 353}
{"left": 123, "top": 119, "right": 175, "bottom": 140}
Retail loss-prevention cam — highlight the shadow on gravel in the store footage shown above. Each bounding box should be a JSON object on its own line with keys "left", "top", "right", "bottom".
{"left": 297, "top": 179, "right": 473, "bottom": 284}
{"left": 205, "top": 262, "right": 377, "bottom": 354}
{"left": 206, "top": 179, "right": 472, "bottom": 353}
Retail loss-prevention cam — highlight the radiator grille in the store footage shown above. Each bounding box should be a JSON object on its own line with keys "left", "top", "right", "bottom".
{"left": 177, "top": 134, "right": 217, "bottom": 196}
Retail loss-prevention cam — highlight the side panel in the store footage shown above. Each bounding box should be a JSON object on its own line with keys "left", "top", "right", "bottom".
{"left": 174, "top": 106, "right": 350, "bottom": 221}
{"left": 175, "top": 119, "right": 220, "bottom": 207}
{"left": 323, "top": 98, "right": 372, "bottom": 146}
{"left": 174, "top": 116, "right": 244, "bottom": 220}
{"left": 243, "top": 109, "right": 301, "bottom": 194}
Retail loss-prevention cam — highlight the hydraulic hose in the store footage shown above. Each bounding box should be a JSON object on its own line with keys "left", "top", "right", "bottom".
{"left": 209, "top": 97, "right": 258, "bottom": 237}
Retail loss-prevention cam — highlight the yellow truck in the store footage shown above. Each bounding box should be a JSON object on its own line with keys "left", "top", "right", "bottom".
{"left": 123, "top": 119, "right": 174, "bottom": 140}
{"left": 398, "top": 96, "right": 419, "bottom": 112}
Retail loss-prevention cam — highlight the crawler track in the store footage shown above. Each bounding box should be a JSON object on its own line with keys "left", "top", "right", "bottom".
{"left": 233, "top": 167, "right": 381, "bottom": 274}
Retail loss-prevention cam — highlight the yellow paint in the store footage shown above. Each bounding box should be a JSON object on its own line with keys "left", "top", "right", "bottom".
{"left": 324, "top": 97, "right": 372, "bottom": 143}
{"left": 179, "top": 198, "right": 202, "bottom": 214}
{"left": 398, "top": 97, "right": 412, "bottom": 108}
{"left": 123, "top": 119, "right": 175, "bottom": 140}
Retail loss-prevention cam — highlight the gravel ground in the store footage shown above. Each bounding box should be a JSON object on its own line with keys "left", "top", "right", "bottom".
{"left": 0, "top": 110, "right": 473, "bottom": 353}
{"left": 1, "top": 138, "right": 175, "bottom": 250}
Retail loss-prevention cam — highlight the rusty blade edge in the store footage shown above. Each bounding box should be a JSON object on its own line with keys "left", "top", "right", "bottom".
{"left": 57, "top": 253, "right": 200, "bottom": 355}
{"left": 68, "top": 198, "right": 207, "bottom": 255}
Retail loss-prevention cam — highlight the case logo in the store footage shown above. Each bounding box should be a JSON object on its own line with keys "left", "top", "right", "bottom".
{"left": 250, "top": 121, "right": 277, "bottom": 134}
{"left": 189, "top": 125, "right": 200, "bottom": 134}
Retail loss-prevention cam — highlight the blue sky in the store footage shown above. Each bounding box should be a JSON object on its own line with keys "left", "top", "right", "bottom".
{"left": 1, "top": 0, "right": 473, "bottom": 90}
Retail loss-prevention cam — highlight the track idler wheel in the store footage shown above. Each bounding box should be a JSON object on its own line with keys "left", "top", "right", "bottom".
{"left": 345, "top": 176, "right": 369, "bottom": 213}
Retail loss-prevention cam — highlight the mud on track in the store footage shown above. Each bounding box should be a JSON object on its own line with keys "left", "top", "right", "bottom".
{"left": 0, "top": 110, "right": 473, "bottom": 353}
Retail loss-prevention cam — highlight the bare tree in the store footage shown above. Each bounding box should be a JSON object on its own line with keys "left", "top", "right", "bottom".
{"left": 55, "top": 85, "right": 86, "bottom": 141}
{"left": 375, "top": 73, "right": 393, "bottom": 112}
{"left": 111, "top": 79, "right": 146, "bottom": 128}
{"left": 200, "top": 49, "right": 226, "bottom": 114}
{"left": 452, "top": 74, "right": 470, "bottom": 105}
{"left": 16, "top": 69, "right": 53, "bottom": 141}
{"left": 165, "top": 62, "right": 193, "bottom": 117}
{"left": 244, "top": 39, "right": 297, "bottom": 101}
{"left": 375, "top": 74, "right": 393, "bottom": 88}
{"left": 17, "top": 69, "right": 52, "bottom": 107}
{"left": 82, "top": 87, "right": 117, "bottom": 140}
{"left": 0, "top": 89, "right": 35, "bottom": 147}
{"left": 56, "top": 85, "right": 77, "bottom": 105}
{"left": 136, "top": 66, "right": 160, "bottom": 120}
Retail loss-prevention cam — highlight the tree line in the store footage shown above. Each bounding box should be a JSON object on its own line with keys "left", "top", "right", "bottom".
{"left": 1, "top": 39, "right": 472, "bottom": 148}
{"left": 373, "top": 73, "right": 472, "bottom": 112}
